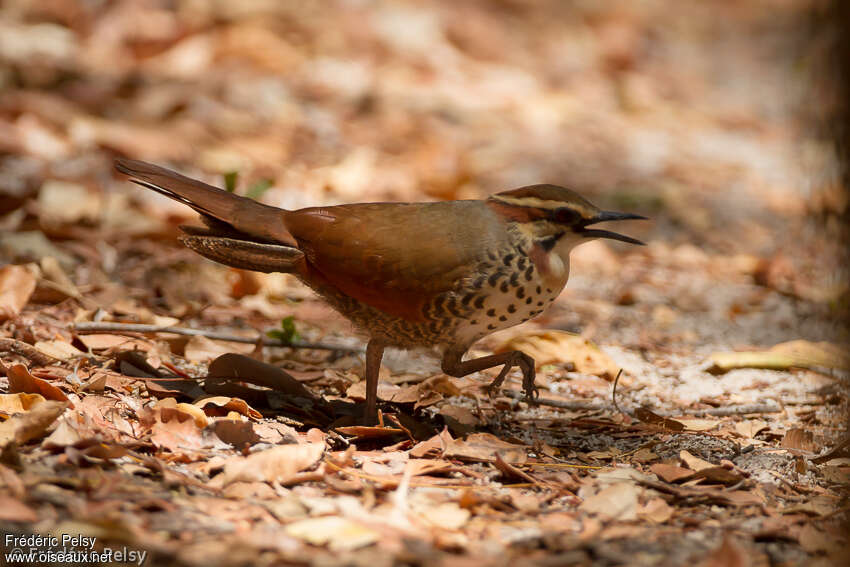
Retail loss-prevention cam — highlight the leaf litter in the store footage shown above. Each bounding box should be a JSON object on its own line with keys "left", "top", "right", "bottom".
{"left": 0, "top": 1, "right": 847, "bottom": 566}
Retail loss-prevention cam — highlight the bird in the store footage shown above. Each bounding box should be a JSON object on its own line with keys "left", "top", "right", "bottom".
{"left": 115, "top": 159, "right": 646, "bottom": 423}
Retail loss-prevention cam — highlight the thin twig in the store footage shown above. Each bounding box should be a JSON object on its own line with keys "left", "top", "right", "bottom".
{"left": 611, "top": 368, "right": 626, "bottom": 415}
{"left": 71, "top": 322, "right": 361, "bottom": 352}
{"left": 504, "top": 389, "right": 780, "bottom": 417}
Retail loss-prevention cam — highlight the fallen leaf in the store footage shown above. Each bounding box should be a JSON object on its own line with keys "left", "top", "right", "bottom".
{"left": 638, "top": 497, "right": 673, "bottom": 524}
{"left": 0, "top": 400, "right": 67, "bottom": 448}
{"left": 193, "top": 396, "right": 262, "bottom": 420}
{"left": 650, "top": 463, "right": 694, "bottom": 483}
{"left": 781, "top": 428, "right": 819, "bottom": 453}
{"left": 33, "top": 340, "right": 85, "bottom": 361}
{"left": 284, "top": 516, "right": 378, "bottom": 551}
{"left": 709, "top": 340, "right": 850, "bottom": 373}
{"left": 415, "top": 501, "right": 471, "bottom": 530}
{"left": 634, "top": 408, "right": 685, "bottom": 431}
{"left": 580, "top": 482, "right": 639, "bottom": 521}
{"left": 495, "top": 330, "right": 620, "bottom": 380}
{"left": 443, "top": 432, "right": 526, "bottom": 464}
{"left": 674, "top": 418, "right": 719, "bottom": 432}
{"left": 0, "top": 264, "right": 36, "bottom": 321}
{"left": 214, "top": 442, "right": 324, "bottom": 486}
{"left": 680, "top": 450, "right": 715, "bottom": 472}
{"left": 735, "top": 419, "right": 769, "bottom": 439}
{"left": 0, "top": 393, "right": 47, "bottom": 414}
{"left": 156, "top": 398, "right": 209, "bottom": 428}
{"left": 7, "top": 364, "right": 69, "bottom": 402}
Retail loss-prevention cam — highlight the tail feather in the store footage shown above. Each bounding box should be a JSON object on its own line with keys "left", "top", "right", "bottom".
{"left": 115, "top": 159, "right": 296, "bottom": 247}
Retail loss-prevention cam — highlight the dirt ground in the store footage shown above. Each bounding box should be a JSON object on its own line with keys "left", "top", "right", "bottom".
{"left": 0, "top": 1, "right": 848, "bottom": 566}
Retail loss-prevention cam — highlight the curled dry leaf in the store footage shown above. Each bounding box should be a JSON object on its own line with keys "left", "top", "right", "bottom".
{"left": 7, "top": 364, "right": 69, "bottom": 403}
{"left": 214, "top": 442, "right": 325, "bottom": 487}
{"left": 496, "top": 330, "right": 620, "bottom": 380}
{"left": 156, "top": 398, "right": 209, "bottom": 428}
{"left": 708, "top": 339, "right": 850, "bottom": 373}
{"left": 193, "top": 396, "right": 262, "bottom": 420}
{"left": 0, "top": 392, "right": 47, "bottom": 414}
{"left": 0, "top": 400, "right": 67, "bottom": 448}
{"left": 0, "top": 263, "right": 36, "bottom": 321}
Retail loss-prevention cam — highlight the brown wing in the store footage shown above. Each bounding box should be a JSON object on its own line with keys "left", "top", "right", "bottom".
{"left": 284, "top": 201, "right": 501, "bottom": 322}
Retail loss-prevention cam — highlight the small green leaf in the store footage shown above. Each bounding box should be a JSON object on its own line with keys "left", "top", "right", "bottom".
{"left": 245, "top": 179, "right": 273, "bottom": 200}
{"left": 266, "top": 316, "right": 300, "bottom": 344}
{"left": 223, "top": 171, "right": 238, "bottom": 193}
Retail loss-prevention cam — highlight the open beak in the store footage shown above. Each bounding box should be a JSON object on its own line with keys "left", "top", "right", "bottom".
{"left": 580, "top": 211, "right": 647, "bottom": 245}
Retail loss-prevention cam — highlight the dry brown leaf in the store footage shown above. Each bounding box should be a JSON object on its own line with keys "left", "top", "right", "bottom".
{"left": 780, "top": 428, "right": 819, "bottom": 453}
{"left": 0, "top": 400, "right": 67, "bottom": 448}
{"left": 193, "top": 396, "right": 262, "bottom": 420}
{"left": 7, "top": 364, "right": 69, "bottom": 403}
{"left": 0, "top": 392, "right": 47, "bottom": 414}
{"left": 734, "top": 419, "right": 769, "bottom": 439}
{"left": 638, "top": 497, "right": 673, "bottom": 524}
{"left": 709, "top": 340, "right": 850, "bottom": 372}
{"left": 580, "top": 482, "right": 639, "bottom": 521}
{"left": 214, "top": 442, "right": 324, "bottom": 487}
{"left": 156, "top": 398, "right": 209, "bottom": 428}
{"left": 284, "top": 516, "right": 378, "bottom": 551}
{"left": 33, "top": 340, "right": 85, "bottom": 361}
{"left": 679, "top": 450, "right": 715, "bottom": 472}
{"left": 649, "top": 463, "right": 694, "bottom": 483}
{"left": 495, "top": 330, "right": 620, "bottom": 379}
{"left": 443, "top": 432, "right": 526, "bottom": 464}
{"left": 0, "top": 263, "right": 36, "bottom": 321}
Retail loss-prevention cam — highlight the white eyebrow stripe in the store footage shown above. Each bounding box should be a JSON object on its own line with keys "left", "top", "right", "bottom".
{"left": 490, "top": 195, "right": 563, "bottom": 209}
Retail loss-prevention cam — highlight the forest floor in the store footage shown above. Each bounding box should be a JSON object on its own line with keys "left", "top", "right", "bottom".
{"left": 0, "top": 1, "right": 848, "bottom": 566}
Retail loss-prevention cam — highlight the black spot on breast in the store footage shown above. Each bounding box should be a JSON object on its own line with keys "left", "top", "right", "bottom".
{"left": 517, "top": 257, "right": 527, "bottom": 271}
{"left": 461, "top": 294, "right": 473, "bottom": 306}
{"left": 471, "top": 320, "right": 478, "bottom": 325}
{"left": 537, "top": 301, "right": 544, "bottom": 306}
{"left": 516, "top": 288, "right": 525, "bottom": 299}
{"left": 547, "top": 288, "right": 553, "bottom": 293}
{"left": 502, "top": 253, "right": 515, "bottom": 266}
{"left": 526, "top": 297, "right": 533, "bottom": 304}
{"left": 488, "top": 271, "right": 502, "bottom": 286}
{"left": 524, "top": 266, "right": 534, "bottom": 281}
{"left": 499, "top": 315, "right": 507, "bottom": 321}
{"left": 487, "top": 308, "right": 496, "bottom": 317}
{"left": 509, "top": 272, "right": 519, "bottom": 286}
{"left": 500, "top": 281, "right": 509, "bottom": 293}
{"left": 487, "top": 323, "right": 497, "bottom": 330}
{"left": 433, "top": 294, "right": 446, "bottom": 311}
{"left": 508, "top": 304, "right": 516, "bottom": 313}
{"left": 447, "top": 297, "right": 463, "bottom": 317}
{"left": 536, "top": 286, "right": 542, "bottom": 294}
{"left": 474, "top": 296, "right": 485, "bottom": 309}
{"left": 472, "top": 275, "right": 486, "bottom": 289}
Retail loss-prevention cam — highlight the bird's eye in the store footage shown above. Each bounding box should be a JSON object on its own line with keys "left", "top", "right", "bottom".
{"left": 554, "top": 207, "right": 580, "bottom": 224}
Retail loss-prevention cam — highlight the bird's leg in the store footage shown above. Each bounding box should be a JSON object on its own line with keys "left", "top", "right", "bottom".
{"left": 441, "top": 346, "right": 538, "bottom": 401}
{"left": 364, "top": 339, "right": 386, "bottom": 425}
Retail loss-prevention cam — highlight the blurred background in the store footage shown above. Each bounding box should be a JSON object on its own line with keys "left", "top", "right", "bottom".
{"left": 0, "top": 0, "right": 847, "bottom": 346}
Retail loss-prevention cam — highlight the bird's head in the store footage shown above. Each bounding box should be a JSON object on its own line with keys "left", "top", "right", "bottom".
{"left": 487, "top": 184, "right": 647, "bottom": 252}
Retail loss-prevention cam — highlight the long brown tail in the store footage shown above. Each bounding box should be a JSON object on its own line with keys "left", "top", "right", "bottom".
{"left": 115, "top": 159, "right": 297, "bottom": 247}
